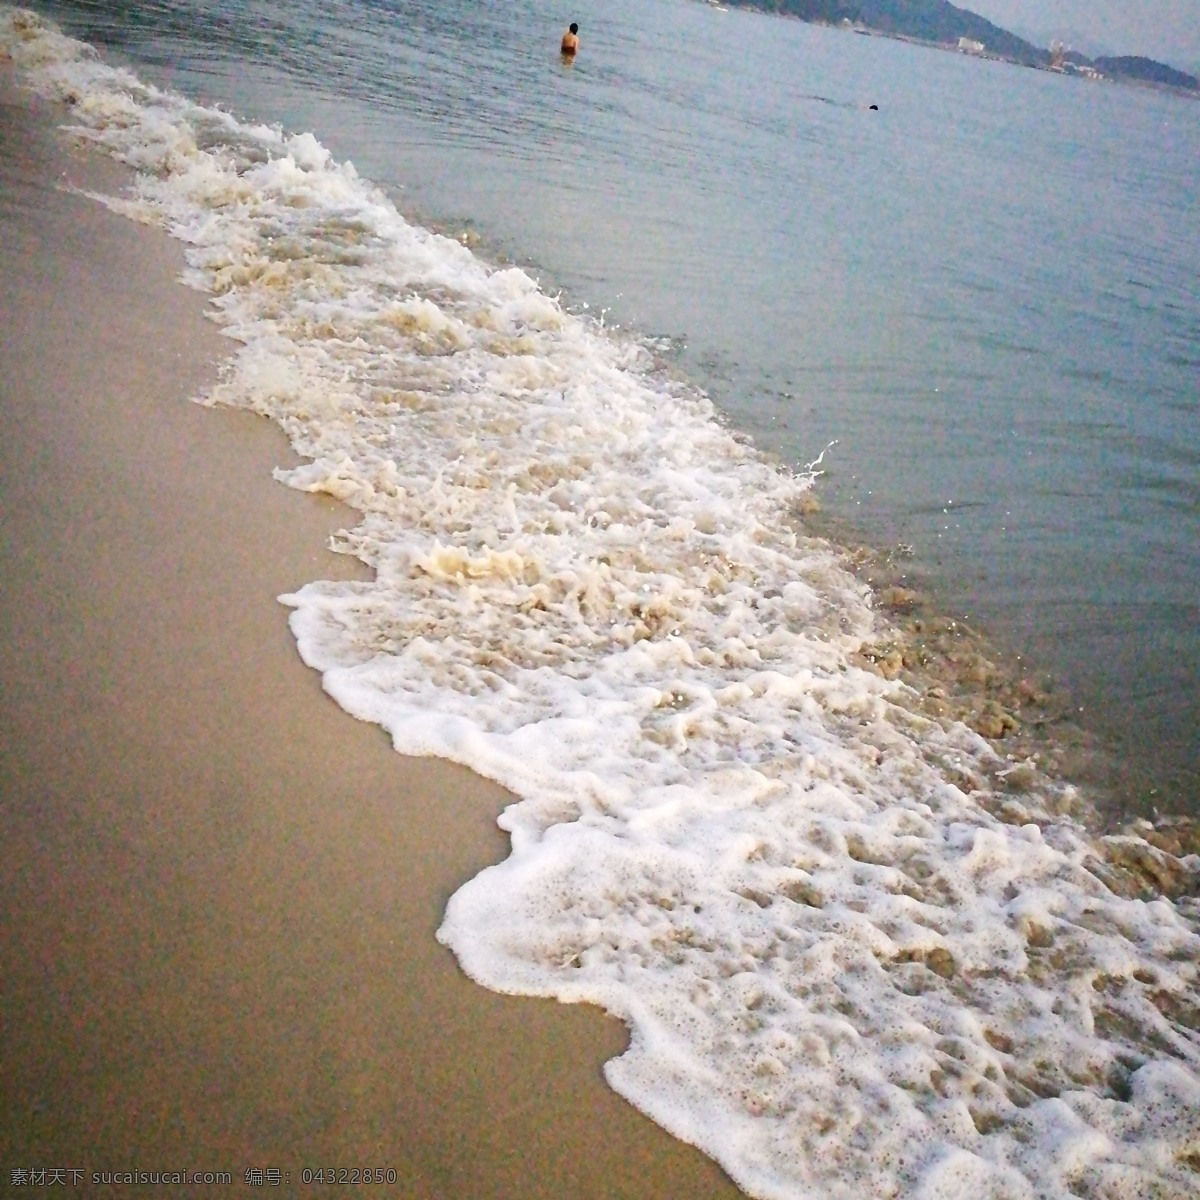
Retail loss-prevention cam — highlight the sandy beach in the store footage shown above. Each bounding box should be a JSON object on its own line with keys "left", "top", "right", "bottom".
{"left": 0, "top": 69, "right": 742, "bottom": 1198}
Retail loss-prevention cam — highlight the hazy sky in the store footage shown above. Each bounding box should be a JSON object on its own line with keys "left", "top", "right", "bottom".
{"left": 963, "top": 0, "right": 1200, "bottom": 68}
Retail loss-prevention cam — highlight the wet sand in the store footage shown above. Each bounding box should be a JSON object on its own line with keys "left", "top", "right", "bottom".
{"left": 0, "top": 71, "right": 742, "bottom": 1198}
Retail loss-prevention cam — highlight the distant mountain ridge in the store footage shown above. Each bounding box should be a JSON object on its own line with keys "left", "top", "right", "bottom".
{"left": 726, "top": 0, "right": 1199, "bottom": 92}
{"left": 845, "top": 0, "right": 1045, "bottom": 65}
{"left": 1090, "top": 55, "right": 1198, "bottom": 91}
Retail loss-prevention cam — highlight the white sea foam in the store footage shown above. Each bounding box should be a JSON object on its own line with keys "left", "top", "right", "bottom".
{"left": 5, "top": 9, "right": 1196, "bottom": 1198}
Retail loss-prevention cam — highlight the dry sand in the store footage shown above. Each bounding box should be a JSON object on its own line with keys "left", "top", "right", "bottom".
{"left": 0, "top": 70, "right": 742, "bottom": 1198}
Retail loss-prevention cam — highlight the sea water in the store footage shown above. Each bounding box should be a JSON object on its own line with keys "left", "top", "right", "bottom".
{"left": 24, "top": 0, "right": 1199, "bottom": 816}
{"left": 4, "top": 5, "right": 1198, "bottom": 1199}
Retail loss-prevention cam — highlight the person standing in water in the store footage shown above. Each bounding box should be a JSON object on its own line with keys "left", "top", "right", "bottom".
{"left": 560, "top": 22, "right": 579, "bottom": 57}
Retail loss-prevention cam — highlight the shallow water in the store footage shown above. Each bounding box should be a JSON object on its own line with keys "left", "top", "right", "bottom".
{"left": 5, "top": 5, "right": 1198, "bottom": 1199}
{"left": 27, "top": 0, "right": 1200, "bottom": 815}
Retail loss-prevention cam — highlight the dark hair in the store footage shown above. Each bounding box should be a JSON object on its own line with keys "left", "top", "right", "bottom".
{"left": 569, "top": 23, "right": 578, "bottom": 34}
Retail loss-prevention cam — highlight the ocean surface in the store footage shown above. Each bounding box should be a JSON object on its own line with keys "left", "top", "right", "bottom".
{"left": 4, "top": 3, "right": 1198, "bottom": 1198}
{"left": 20, "top": 0, "right": 1199, "bottom": 815}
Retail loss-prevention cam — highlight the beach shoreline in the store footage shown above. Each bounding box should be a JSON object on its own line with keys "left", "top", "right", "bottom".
{"left": 0, "top": 67, "right": 743, "bottom": 1198}
{"left": 4, "top": 15, "right": 1198, "bottom": 1196}
{"left": 798, "top": 502, "right": 1191, "bottom": 829}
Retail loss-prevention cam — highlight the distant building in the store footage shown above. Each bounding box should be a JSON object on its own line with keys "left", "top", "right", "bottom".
{"left": 957, "top": 37, "right": 985, "bottom": 55}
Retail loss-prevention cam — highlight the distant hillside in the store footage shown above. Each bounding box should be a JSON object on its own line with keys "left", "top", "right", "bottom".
{"left": 844, "top": 0, "right": 1048, "bottom": 66}
{"left": 1092, "top": 56, "right": 1198, "bottom": 92}
{"left": 738, "top": 1, "right": 854, "bottom": 24}
{"left": 734, "top": 0, "right": 1046, "bottom": 63}
{"left": 726, "top": 0, "right": 1199, "bottom": 90}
